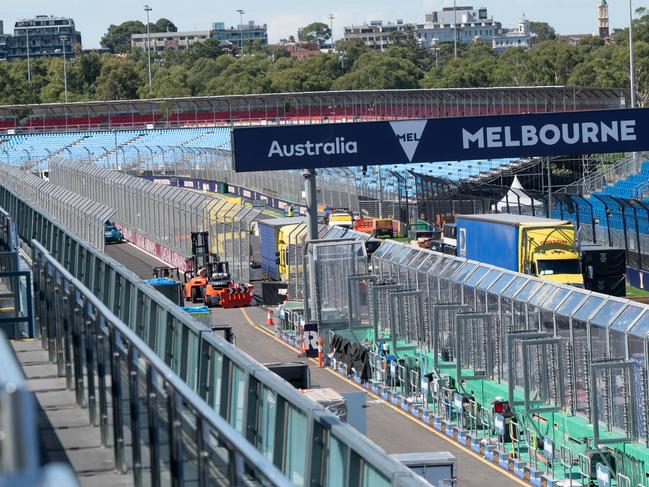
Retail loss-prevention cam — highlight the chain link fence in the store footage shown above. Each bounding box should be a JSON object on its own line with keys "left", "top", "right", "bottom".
{"left": 49, "top": 158, "right": 260, "bottom": 282}
{"left": 0, "top": 165, "right": 114, "bottom": 250}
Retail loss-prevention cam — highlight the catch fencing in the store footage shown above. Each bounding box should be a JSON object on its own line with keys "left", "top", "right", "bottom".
{"left": 50, "top": 158, "right": 260, "bottom": 282}
{"left": 0, "top": 165, "right": 113, "bottom": 250}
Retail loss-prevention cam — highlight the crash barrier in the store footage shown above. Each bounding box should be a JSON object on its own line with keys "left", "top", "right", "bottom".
{"left": 136, "top": 149, "right": 364, "bottom": 214}
{"left": 0, "top": 165, "right": 114, "bottom": 250}
{"left": 0, "top": 330, "right": 78, "bottom": 485}
{"left": 286, "top": 238, "right": 649, "bottom": 485}
{"left": 0, "top": 181, "right": 431, "bottom": 487}
{"left": 145, "top": 175, "right": 308, "bottom": 216}
{"left": 49, "top": 158, "right": 260, "bottom": 282}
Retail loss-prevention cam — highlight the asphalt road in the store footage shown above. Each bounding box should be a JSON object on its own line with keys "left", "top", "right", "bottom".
{"left": 106, "top": 241, "right": 523, "bottom": 487}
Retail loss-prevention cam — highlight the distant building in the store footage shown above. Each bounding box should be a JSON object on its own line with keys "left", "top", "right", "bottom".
{"left": 132, "top": 31, "right": 210, "bottom": 53}
{"left": 417, "top": 6, "right": 500, "bottom": 47}
{"left": 7, "top": 15, "right": 82, "bottom": 61}
{"left": 343, "top": 20, "right": 416, "bottom": 51}
{"left": 559, "top": 34, "right": 593, "bottom": 46}
{"left": 277, "top": 42, "right": 322, "bottom": 60}
{"left": 598, "top": 0, "right": 610, "bottom": 38}
{"left": 492, "top": 18, "right": 530, "bottom": 51}
{"left": 343, "top": 7, "right": 526, "bottom": 52}
{"left": 210, "top": 21, "right": 268, "bottom": 50}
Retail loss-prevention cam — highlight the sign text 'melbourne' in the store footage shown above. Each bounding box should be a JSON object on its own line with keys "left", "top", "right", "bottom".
{"left": 462, "top": 120, "right": 637, "bottom": 150}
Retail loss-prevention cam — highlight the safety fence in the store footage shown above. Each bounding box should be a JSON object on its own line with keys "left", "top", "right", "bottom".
{"left": 0, "top": 165, "right": 114, "bottom": 250}
{"left": 49, "top": 158, "right": 260, "bottom": 282}
{"left": 0, "top": 330, "right": 78, "bottom": 486}
{"left": 299, "top": 239, "right": 649, "bottom": 485}
{"left": 0, "top": 169, "right": 430, "bottom": 487}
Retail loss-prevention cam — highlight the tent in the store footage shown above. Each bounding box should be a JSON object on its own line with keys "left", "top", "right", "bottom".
{"left": 495, "top": 176, "right": 544, "bottom": 214}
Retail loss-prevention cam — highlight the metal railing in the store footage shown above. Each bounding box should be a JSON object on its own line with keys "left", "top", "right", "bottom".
{"left": 0, "top": 330, "right": 79, "bottom": 486}
{"left": 50, "top": 158, "right": 260, "bottom": 281}
{"left": 0, "top": 161, "right": 430, "bottom": 486}
{"left": 0, "top": 164, "right": 114, "bottom": 250}
{"left": 32, "top": 240, "right": 292, "bottom": 487}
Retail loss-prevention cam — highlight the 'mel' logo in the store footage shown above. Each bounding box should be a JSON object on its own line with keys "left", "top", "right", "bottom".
{"left": 390, "top": 120, "right": 428, "bottom": 162}
{"left": 397, "top": 133, "right": 421, "bottom": 142}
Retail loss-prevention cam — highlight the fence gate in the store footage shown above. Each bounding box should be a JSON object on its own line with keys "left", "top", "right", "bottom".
{"left": 347, "top": 274, "right": 378, "bottom": 330}
{"left": 389, "top": 290, "right": 425, "bottom": 353}
{"left": 454, "top": 312, "right": 495, "bottom": 384}
{"left": 369, "top": 282, "right": 403, "bottom": 342}
{"left": 520, "top": 337, "right": 566, "bottom": 413}
{"left": 429, "top": 303, "right": 470, "bottom": 373}
{"left": 590, "top": 360, "right": 639, "bottom": 445}
{"left": 506, "top": 331, "right": 554, "bottom": 410}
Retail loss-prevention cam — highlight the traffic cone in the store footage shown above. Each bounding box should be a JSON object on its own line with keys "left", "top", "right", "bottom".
{"left": 266, "top": 309, "right": 273, "bottom": 326}
{"left": 318, "top": 336, "right": 324, "bottom": 368}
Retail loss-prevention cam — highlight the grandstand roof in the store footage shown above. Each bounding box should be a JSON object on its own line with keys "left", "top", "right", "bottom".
{"left": 0, "top": 86, "right": 627, "bottom": 117}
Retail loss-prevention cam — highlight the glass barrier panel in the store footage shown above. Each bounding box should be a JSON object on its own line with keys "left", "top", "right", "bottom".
{"left": 283, "top": 405, "right": 308, "bottom": 486}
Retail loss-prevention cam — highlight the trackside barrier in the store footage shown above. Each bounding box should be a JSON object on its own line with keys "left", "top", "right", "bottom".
{"left": 49, "top": 158, "right": 259, "bottom": 282}
{"left": 0, "top": 182, "right": 430, "bottom": 487}
{"left": 0, "top": 165, "right": 114, "bottom": 251}
{"left": 0, "top": 330, "right": 78, "bottom": 485}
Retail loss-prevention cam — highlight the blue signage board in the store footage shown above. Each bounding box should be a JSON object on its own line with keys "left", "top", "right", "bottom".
{"left": 231, "top": 108, "right": 649, "bottom": 172}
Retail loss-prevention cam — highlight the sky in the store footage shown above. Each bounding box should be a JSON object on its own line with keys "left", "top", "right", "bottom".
{"left": 0, "top": 0, "right": 639, "bottom": 49}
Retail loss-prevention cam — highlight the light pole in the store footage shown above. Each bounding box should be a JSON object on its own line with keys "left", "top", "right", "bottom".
{"left": 144, "top": 5, "right": 153, "bottom": 96}
{"left": 328, "top": 14, "right": 335, "bottom": 50}
{"left": 236, "top": 9, "right": 245, "bottom": 52}
{"left": 629, "top": 0, "right": 636, "bottom": 108}
{"left": 60, "top": 35, "right": 68, "bottom": 103}
{"left": 25, "top": 23, "right": 31, "bottom": 84}
{"left": 453, "top": 0, "right": 458, "bottom": 59}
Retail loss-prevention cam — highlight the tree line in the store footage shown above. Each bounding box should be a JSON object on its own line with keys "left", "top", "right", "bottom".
{"left": 0, "top": 13, "right": 648, "bottom": 106}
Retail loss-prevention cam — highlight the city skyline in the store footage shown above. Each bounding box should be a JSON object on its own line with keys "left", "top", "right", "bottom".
{"left": 1, "top": 0, "right": 640, "bottom": 49}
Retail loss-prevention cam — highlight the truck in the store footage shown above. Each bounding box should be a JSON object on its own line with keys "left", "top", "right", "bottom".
{"left": 258, "top": 217, "right": 306, "bottom": 281}
{"left": 353, "top": 218, "right": 394, "bottom": 238}
{"left": 455, "top": 214, "right": 584, "bottom": 286}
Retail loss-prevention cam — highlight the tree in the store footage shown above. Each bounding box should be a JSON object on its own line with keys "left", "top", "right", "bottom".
{"left": 155, "top": 18, "right": 177, "bottom": 33}
{"left": 101, "top": 21, "right": 148, "bottom": 53}
{"left": 271, "top": 54, "right": 341, "bottom": 92}
{"left": 297, "top": 22, "right": 331, "bottom": 47}
{"left": 529, "top": 21, "right": 557, "bottom": 44}
{"left": 332, "top": 52, "right": 422, "bottom": 90}
{"left": 94, "top": 58, "right": 142, "bottom": 100}
{"left": 334, "top": 38, "right": 370, "bottom": 71}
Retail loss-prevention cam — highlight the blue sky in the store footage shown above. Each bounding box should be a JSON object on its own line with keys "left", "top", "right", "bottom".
{"left": 1, "top": 0, "right": 639, "bottom": 48}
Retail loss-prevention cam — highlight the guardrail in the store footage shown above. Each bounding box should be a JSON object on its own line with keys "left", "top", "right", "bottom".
{"left": 32, "top": 240, "right": 292, "bottom": 486}
{"left": 0, "top": 160, "right": 430, "bottom": 486}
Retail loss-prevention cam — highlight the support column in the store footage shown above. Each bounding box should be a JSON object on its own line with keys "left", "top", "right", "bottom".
{"left": 304, "top": 168, "right": 318, "bottom": 241}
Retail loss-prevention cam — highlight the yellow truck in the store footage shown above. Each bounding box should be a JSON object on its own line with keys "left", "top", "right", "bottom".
{"left": 456, "top": 214, "right": 584, "bottom": 286}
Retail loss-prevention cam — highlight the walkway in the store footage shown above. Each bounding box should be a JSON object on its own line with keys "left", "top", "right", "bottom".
{"left": 12, "top": 339, "right": 133, "bottom": 487}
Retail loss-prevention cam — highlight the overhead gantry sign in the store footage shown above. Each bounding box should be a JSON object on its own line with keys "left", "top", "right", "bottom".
{"left": 231, "top": 108, "right": 649, "bottom": 172}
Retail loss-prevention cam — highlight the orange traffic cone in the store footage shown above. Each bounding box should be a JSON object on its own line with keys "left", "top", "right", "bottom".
{"left": 266, "top": 309, "right": 273, "bottom": 326}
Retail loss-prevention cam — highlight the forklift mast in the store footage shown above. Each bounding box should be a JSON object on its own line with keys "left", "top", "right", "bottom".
{"left": 191, "top": 231, "right": 217, "bottom": 274}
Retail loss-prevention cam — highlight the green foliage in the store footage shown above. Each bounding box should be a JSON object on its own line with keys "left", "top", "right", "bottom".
{"left": 101, "top": 21, "right": 148, "bottom": 54}
{"left": 529, "top": 21, "right": 557, "bottom": 44}
{"left": 297, "top": 22, "right": 332, "bottom": 47}
{"left": 1, "top": 14, "right": 645, "bottom": 105}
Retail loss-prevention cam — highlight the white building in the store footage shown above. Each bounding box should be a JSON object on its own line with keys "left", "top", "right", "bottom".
{"left": 131, "top": 31, "right": 210, "bottom": 53}
{"left": 492, "top": 18, "right": 530, "bottom": 51}
{"left": 343, "top": 20, "right": 416, "bottom": 51}
{"left": 417, "top": 6, "right": 500, "bottom": 47}
{"left": 343, "top": 6, "right": 529, "bottom": 52}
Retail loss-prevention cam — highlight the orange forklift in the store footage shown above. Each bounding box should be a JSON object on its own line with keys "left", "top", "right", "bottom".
{"left": 184, "top": 232, "right": 254, "bottom": 308}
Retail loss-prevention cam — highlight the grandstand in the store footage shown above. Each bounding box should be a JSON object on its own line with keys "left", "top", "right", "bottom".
{"left": 0, "top": 86, "right": 627, "bottom": 134}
